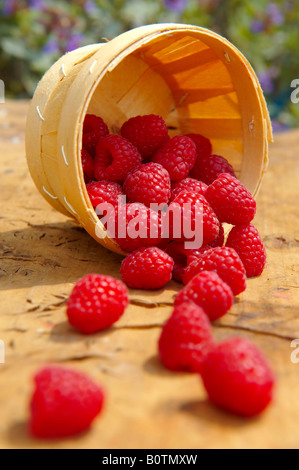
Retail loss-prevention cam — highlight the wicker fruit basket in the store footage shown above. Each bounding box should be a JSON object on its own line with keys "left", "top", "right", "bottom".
{"left": 25, "top": 23, "right": 273, "bottom": 255}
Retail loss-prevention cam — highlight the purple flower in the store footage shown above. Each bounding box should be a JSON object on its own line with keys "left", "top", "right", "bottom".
{"left": 251, "top": 20, "right": 265, "bottom": 33}
{"left": 65, "top": 33, "right": 84, "bottom": 52}
{"left": 271, "top": 120, "right": 289, "bottom": 133}
{"left": 164, "top": 0, "right": 188, "bottom": 14}
{"left": 28, "top": 0, "right": 45, "bottom": 10}
{"left": 1, "top": 0, "right": 16, "bottom": 16}
{"left": 84, "top": 0, "right": 98, "bottom": 15}
{"left": 258, "top": 70, "right": 276, "bottom": 94}
{"left": 258, "top": 66, "right": 279, "bottom": 94}
{"left": 43, "top": 37, "right": 60, "bottom": 54}
{"left": 267, "top": 2, "right": 284, "bottom": 26}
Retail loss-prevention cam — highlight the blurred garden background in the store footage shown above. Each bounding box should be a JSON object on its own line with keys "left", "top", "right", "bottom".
{"left": 0, "top": 0, "right": 298, "bottom": 131}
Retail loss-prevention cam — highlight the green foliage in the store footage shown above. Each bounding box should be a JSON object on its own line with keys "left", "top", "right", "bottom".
{"left": 0, "top": 0, "right": 298, "bottom": 129}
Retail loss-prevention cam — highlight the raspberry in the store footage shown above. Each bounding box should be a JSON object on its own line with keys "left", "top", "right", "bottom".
{"left": 190, "top": 153, "right": 236, "bottom": 184}
{"left": 175, "top": 271, "right": 233, "bottom": 322}
{"left": 168, "top": 191, "right": 220, "bottom": 246}
{"left": 152, "top": 135, "right": 196, "bottom": 182}
{"left": 205, "top": 173, "right": 256, "bottom": 225}
{"left": 165, "top": 242, "right": 204, "bottom": 283}
{"left": 183, "top": 246, "right": 246, "bottom": 296}
{"left": 158, "top": 303, "right": 214, "bottom": 373}
{"left": 82, "top": 114, "right": 109, "bottom": 156}
{"left": 29, "top": 366, "right": 104, "bottom": 438}
{"left": 120, "top": 247, "right": 174, "bottom": 289}
{"left": 86, "top": 180, "right": 124, "bottom": 209}
{"left": 120, "top": 114, "right": 169, "bottom": 160}
{"left": 83, "top": 114, "right": 109, "bottom": 135}
{"left": 170, "top": 177, "right": 208, "bottom": 202}
{"left": 186, "top": 245, "right": 212, "bottom": 267}
{"left": 66, "top": 274, "right": 128, "bottom": 334}
{"left": 124, "top": 162, "right": 171, "bottom": 207}
{"left": 201, "top": 337, "right": 275, "bottom": 417}
{"left": 185, "top": 133, "right": 212, "bottom": 160}
{"left": 165, "top": 241, "right": 189, "bottom": 283}
{"left": 83, "top": 132, "right": 103, "bottom": 157}
{"left": 81, "top": 149, "right": 94, "bottom": 182}
{"left": 106, "top": 202, "right": 162, "bottom": 252}
{"left": 226, "top": 224, "right": 267, "bottom": 277}
{"left": 94, "top": 135, "right": 142, "bottom": 183}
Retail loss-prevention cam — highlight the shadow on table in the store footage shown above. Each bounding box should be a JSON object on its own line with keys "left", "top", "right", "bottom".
{"left": 143, "top": 354, "right": 185, "bottom": 378}
{"left": 49, "top": 320, "right": 119, "bottom": 345}
{"left": 179, "top": 399, "right": 258, "bottom": 429}
{"left": 0, "top": 221, "right": 123, "bottom": 291}
{"left": 6, "top": 420, "right": 90, "bottom": 449}
{"left": 143, "top": 355, "right": 259, "bottom": 429}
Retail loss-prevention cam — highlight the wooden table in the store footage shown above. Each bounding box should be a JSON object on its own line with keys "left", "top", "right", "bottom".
{"left": 1, "top": 100, "right": 299, "bottom": 449}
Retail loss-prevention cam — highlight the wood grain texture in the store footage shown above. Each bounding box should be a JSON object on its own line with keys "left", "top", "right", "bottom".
{"left": 1, "top": 101, "right": 299, "bottom": 449}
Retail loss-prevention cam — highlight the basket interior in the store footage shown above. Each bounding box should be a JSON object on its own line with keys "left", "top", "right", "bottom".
{"left": 86, "top": 31, "right": 244, "bottom": 179}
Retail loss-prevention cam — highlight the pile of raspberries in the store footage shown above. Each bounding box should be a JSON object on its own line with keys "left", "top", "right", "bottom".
{"left": 29, "top": 114, "right": 274, "bottom": 440}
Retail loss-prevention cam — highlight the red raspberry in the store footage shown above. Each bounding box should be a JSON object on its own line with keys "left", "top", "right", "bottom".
{"left": 86, "top": 180, "right": 124, "bottom": 209}
{"left": 205, "top": 173, "right": 256, "bottom": 225}
{"left": 83, "top": 132, "right": 103, "bottom": 157}
{"left": 81, "top": 149, "right": 94, "bottom": 182}
{"left": 152, "top": 135, "right": 196, "bottom": 182}
{"left": 190, "top": 153, "right": 236, "bottom": 184}
{"left": 120, "top": 247, "right": 174, "bottom": 289}
{"left": 106, "top": 202, "right": 162, "bottom": 252}
{"left": 226, "top": 224, "right": 266, "bottom": 277}
{"left": 66, "top": 274, "right": 128, "bottom": 334}
{"left": 175, "top": 271, "right": 233, "bottom": 322}
{"left": 185, "top": 133, "right": 212, "bottom": 160}
{"left": 124, "top": 162, "right": 171, "bottom": 207}
{"left": 186, "top": 245, "right": 212, "bottom": 267}
{"left": 183, "top": 246, "right": 246, "bottom": 296}
{"left": 201, "top": 337, "right": 275, "bottom": 417}
{"left": 168, "top": 191, "right": 220, "bottom": 246}
{"left": 158, "top": 302, "right": 214, "bottom": 373}
{"left": 170, "top": 177, "right": 208, "bottom": 202}
{"left": 120, "top": 114, "right": 169, "bottom": 160}
{"left": 82, "top": 114, "right": 109, "bottom": 156}
{"left": 94, "top": 135, "right": 142, "bottom": 183}
{"left": 165, "top": 241, "right": 189, "bottom": 283}
{"left": 29, "top": 366, "right": 104, "bottom": 438}
{"left": 83, "top": 114, "right": 109, "bottom": 135}
{"left": 165, "top": 242, "right": 205, "bottom": 283}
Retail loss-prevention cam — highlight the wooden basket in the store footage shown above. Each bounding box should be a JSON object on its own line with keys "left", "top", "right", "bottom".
{"left": 25, "top": 23, "right": 273, "bottom": 255}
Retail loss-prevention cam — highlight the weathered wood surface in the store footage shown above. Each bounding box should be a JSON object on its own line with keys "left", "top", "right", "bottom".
{"left": 0, "top": 100, "right": 299, "bottom": 449}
